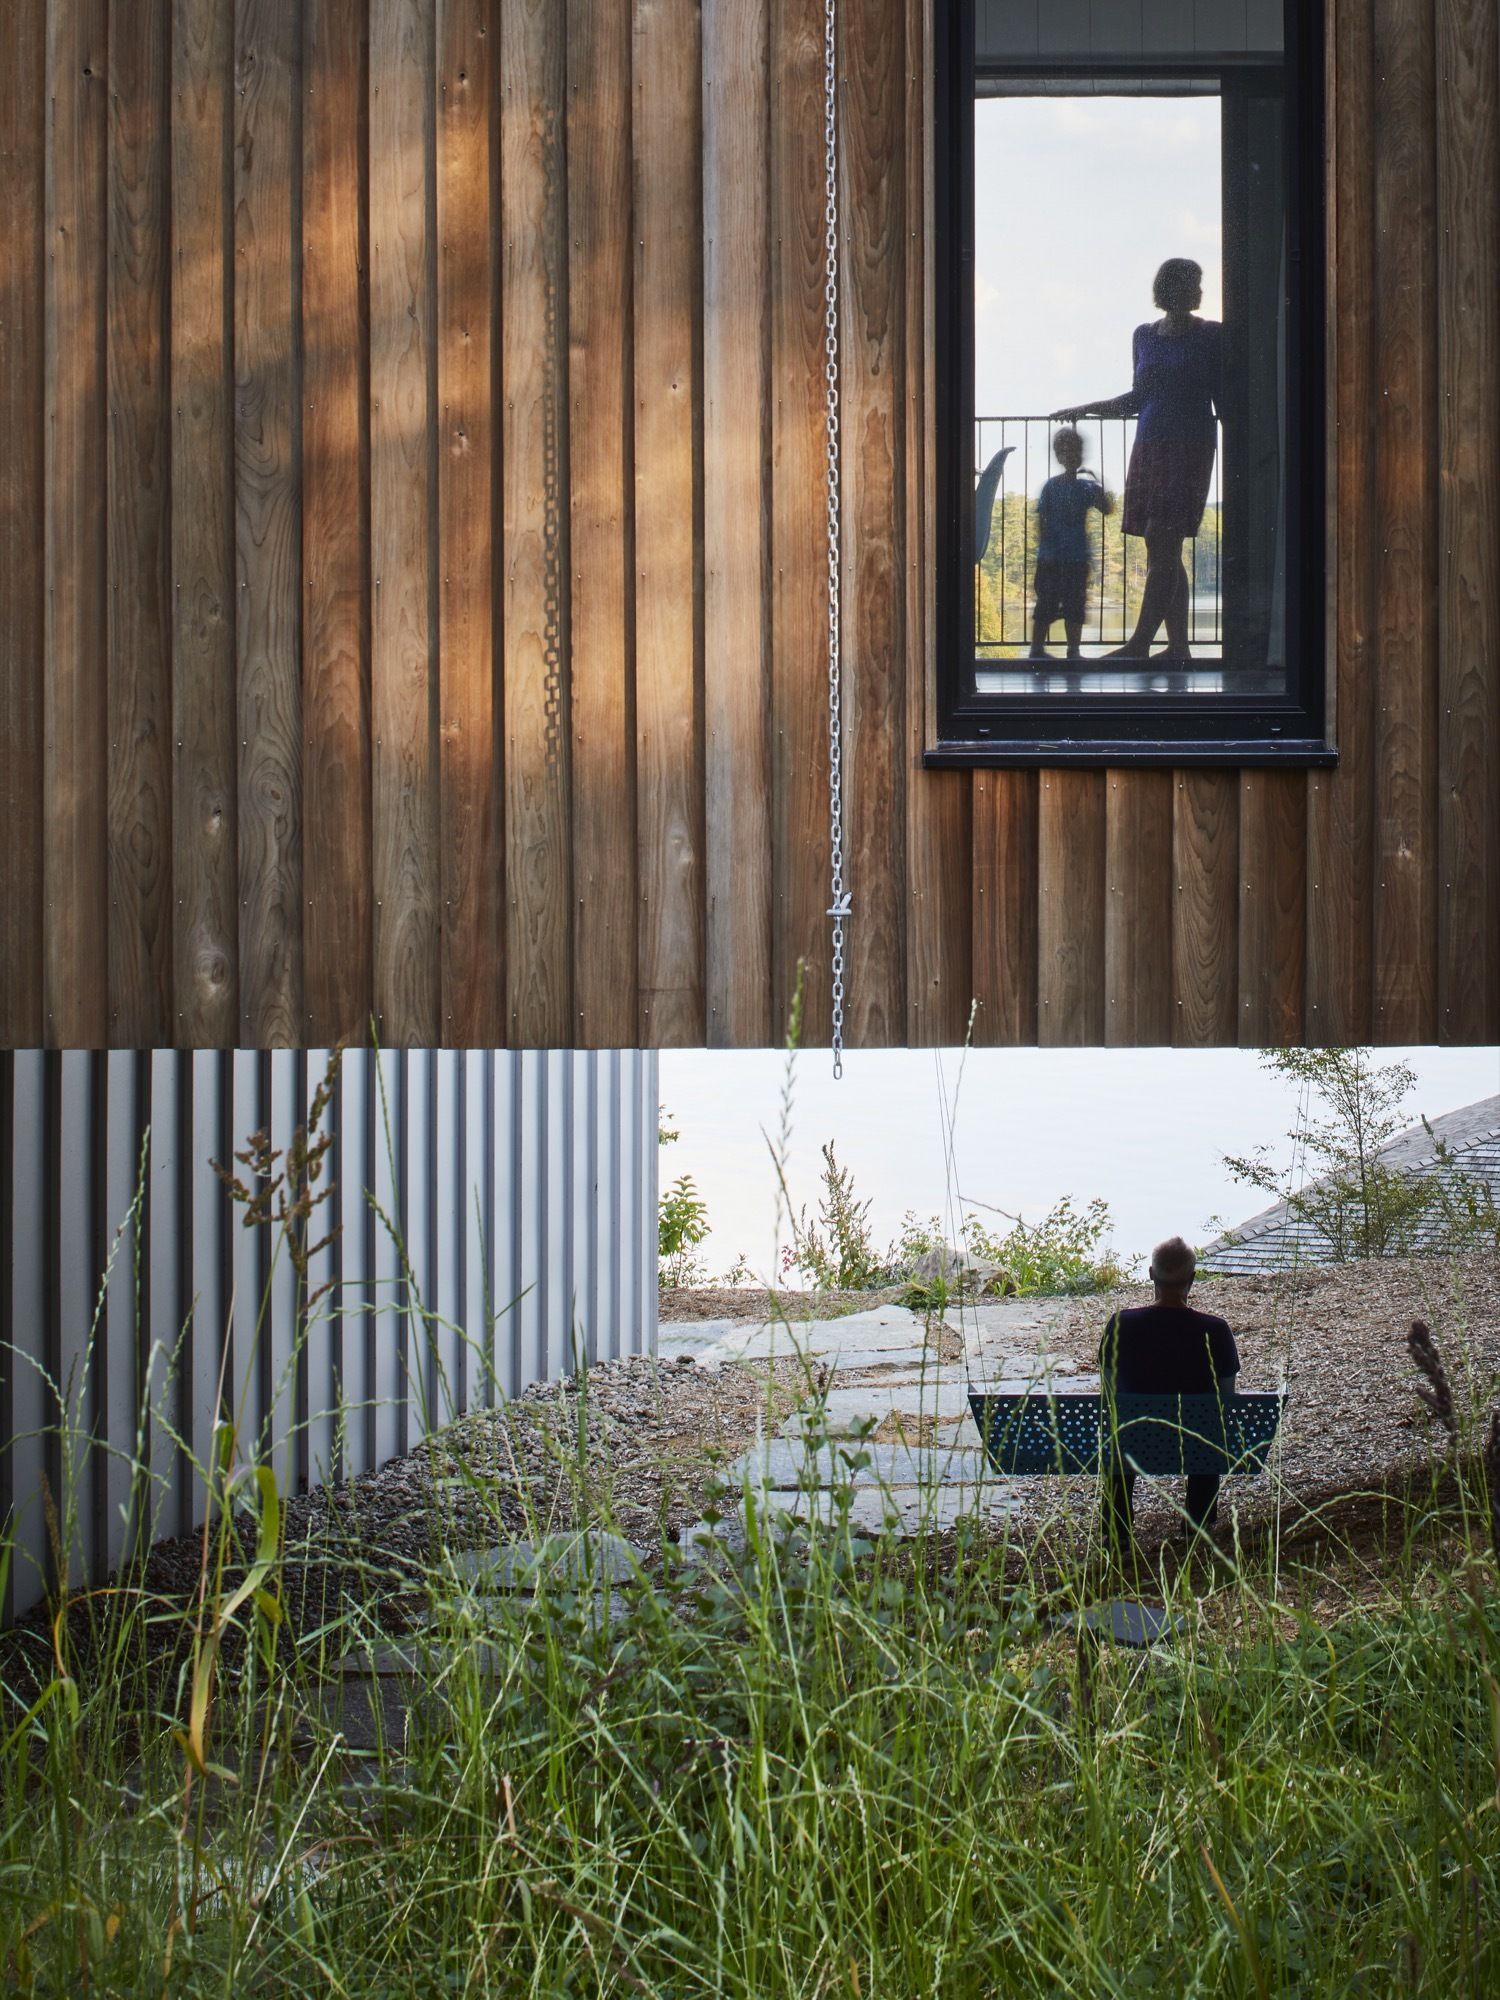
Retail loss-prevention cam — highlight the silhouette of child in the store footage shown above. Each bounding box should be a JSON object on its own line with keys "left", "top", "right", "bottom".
{"left": 1030, "top": 427, "right": 1113, "bottom": 661}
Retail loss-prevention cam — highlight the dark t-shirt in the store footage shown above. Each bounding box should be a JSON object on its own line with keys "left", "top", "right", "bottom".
{"left": 1099, "top": 1304, "right": 1239, "bottom": 1393}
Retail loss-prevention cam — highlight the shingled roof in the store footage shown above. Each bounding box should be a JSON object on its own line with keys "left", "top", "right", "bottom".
{"left": 1203, "top": 1094, "right": 1500, "bottom": 1274}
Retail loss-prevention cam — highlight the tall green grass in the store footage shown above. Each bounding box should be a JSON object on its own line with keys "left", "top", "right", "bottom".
{"left": 4, "top": 1349, "right": 1499, "bottom": 1995}
{"left": 3, "top": 1040, "right": 1499, "bottom": 1995}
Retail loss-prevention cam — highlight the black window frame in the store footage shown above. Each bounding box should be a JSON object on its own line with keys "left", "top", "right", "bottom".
{"left": 927, "top": 0, "right": 1332, "bottom": 769}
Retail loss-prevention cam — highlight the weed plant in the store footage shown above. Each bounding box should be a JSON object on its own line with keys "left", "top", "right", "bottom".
{"left": 3, "top": 1036, "right": 1499, "bottom": 1993}
{"left": 5, "top": 1259, "right": 1500, "bottom": 1995}
{"left": 3, "top": 1393, "right": 1500, "bottom": 1994}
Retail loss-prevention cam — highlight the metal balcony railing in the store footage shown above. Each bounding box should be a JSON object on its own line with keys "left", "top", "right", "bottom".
{"left": 974, "top": 415, "right": 1222, "bottom": 657}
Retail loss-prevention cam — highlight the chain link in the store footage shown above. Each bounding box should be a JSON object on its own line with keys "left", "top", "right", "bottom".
{"left": 822, "top": 0, "right": 849, "bottom": 1080}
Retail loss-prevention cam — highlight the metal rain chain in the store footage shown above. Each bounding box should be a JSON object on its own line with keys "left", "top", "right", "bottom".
{"left": 822, "top": 0, "right": 851, "bottom": 1079}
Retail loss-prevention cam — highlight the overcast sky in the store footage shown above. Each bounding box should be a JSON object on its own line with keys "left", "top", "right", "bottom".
{"left": 659, "top": 1047, "right": 1500, "bottom": 1284}
{"left": 975, "top": 94, "right": 1222, "bottom": 483}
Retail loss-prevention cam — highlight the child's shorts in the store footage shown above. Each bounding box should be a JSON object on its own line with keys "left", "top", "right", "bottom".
{"left": 1033, "top": 559, "right": 1089, "bottom": 629}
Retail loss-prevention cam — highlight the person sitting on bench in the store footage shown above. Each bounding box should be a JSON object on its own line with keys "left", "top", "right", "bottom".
{"left": 1099, "top": 1235, "right": 1238, "bottom": 1547}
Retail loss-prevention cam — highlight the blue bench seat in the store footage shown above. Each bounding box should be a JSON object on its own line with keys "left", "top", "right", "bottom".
{"left": 969, "top": 1391, "right": 1284, "bottom": 1479}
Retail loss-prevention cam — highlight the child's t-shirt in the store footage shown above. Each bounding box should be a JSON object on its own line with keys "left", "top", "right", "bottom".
{"left": 1035, "top": 474, "right": 1108, "bottom": 564}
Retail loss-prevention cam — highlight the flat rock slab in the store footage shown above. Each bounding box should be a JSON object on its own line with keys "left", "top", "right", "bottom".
{"left": 727, "top": 1437, "right": 1000, "bottom": 1489}
{"left": 968, "top": 1348, "right": 1084, "bottom": 1376}
{"left": 779, "top": 1380, "right": 976, "bottom": 1437}
{"left": 334, "top": 1640, "right": 508, "bottom": 1678}
{"left": 448, "top": 1530, "right": 637, "bottom": 1591}
{"left": 969, "top": 1372, "right": 1101, "bottom": 1396}
{"left": 655, "top": 1319, "right": 739, "bottom": 1357}
{"left": 1058, "top": 1600, "right": 1186, "bottom": 1649}
{"left": 681, "top": 1480, "right": 1023, "bottom": 1553}
{"left": 697, "top": 1306, "right": 933, "bottom": 1365}
{"left": 753, "top": 1484, "right": 1024, "bottom": 1532}
{"left": 955, "top": 1299, "right": 1075, "bottom": 1342}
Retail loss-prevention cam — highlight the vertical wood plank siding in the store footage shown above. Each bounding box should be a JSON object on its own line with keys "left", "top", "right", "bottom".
{"left": 0, "top": 1, "right": 47, "bottom": 1047}
{"left": 1, "top": 0, "right": 1496, "bottom": 1052}
{"left": 0, "top": 1046, "right": 660, "bottom": 1622}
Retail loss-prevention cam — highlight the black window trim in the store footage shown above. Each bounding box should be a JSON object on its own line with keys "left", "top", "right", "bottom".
{"left": 926, "top": 0, "right": 1333, "bottom": 770}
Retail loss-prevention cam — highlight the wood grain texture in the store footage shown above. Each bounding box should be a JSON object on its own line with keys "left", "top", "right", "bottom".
{"left": 0, "top": 0, "right": 46, "bottom": 1046}
{"left": 44, "top": 0, "right": 110, "bottom": 1047}
{"left": 769, "top": 0, "right": 831, "bottom": 1044}
{"left": 5, "top": 0, "right": 1496, "bottom": 1055}
{"left": 1308, "top": 0, "right": 1375, "bottom": 1045}
{"left": 701, "top": 0, "right": 772, "bottom": 1046}
{"left": 302, "top": 0, "right": 372, "bottom": 1047}
{"left": 234, "top": 0, "right": 303, "bottom": 1045}
{"left": 840, "top": 0, "right": 906, "bottom": 1045}
{"left": 633, "top": 0, "right": 704, "bottom": 1047}
{"left": 1037, "top": 771, "right": 1104, "bottom": 1046}
{"left": 1435, "top": 0, "right": 1500, "bottom": 1040}
{"left": 437, "top": 0, "right": 503, "bottom": 1046}
{"left": 106, "top": 1, "right": 172, "bottom": 1047}
{"left": 171, "top": 0, "right": 239, "bottom": 1046}
{"left": 567, "top": 0, "right": 637, "bottom": 1047}
{"left": 971, "top": 771, "right": 1036, "bottom": 1044}
{"left": 370, "top": 0, "right": 438, "bottom": 1046}
{"left": 1104, "top": 771, "right": 1172, "bottom": 1045}
{"left": 904, "top": 0, "right": 971, "bottom": 1045}
{"left": 1172, "top": 772, "right": 1239, "bottom": 1045}
{"left": 1238, "top": 770, "right": 1306, "bottom": 1045}
{"left": 501, "top": 0, "right": 573, "bottom": 1046}
{"left": 1371, "top": 0, "right": 1438, "bottom": 1042}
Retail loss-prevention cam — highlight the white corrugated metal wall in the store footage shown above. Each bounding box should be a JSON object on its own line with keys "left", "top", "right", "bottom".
{"left": 0, "top": 1049, "right": 659, "bottom": 1621}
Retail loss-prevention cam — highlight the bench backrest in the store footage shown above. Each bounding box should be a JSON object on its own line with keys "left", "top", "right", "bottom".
{"left": 969, "top": 1391, "right": 1285, "bottom": 1477}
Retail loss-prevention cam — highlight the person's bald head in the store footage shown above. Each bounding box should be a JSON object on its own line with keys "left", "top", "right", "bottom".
{"left": 1149, "top": 1236, "right": 1196, "bottom": 1297}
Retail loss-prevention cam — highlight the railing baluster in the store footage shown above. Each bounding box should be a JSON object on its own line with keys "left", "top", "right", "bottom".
{"left": 972, "top": 412, "right": 1223, "bottom": 665}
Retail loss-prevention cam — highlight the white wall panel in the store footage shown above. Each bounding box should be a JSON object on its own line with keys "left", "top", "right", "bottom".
{"left": 1, "top": 1049, "right": 658, "bottom": 1621}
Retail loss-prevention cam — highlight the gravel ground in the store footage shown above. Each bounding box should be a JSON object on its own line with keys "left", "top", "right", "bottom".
{"left": 658, "top": 1285, "right": 906, "bottom": 1323}
{"left": 126, "top": 1352, "right": 812, "bottom": 1643}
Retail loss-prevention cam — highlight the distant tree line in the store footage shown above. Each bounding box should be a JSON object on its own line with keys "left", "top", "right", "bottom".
{"left": 976, "top": 494, "right": 1222, "bottom": 650}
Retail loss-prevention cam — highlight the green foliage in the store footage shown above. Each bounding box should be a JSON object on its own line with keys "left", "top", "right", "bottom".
{"left": 976, "top": 488, "right": 1221, "bottom": 652}
{"left": 8, "top": 1407, "right": 1500, "bottom": 1994}
{"left": 893, "top": 1198, "right": 1125, "bottom": 1306}
{"left": 962, "top": 1194, "right": 1125, "bottom": 1294}
{"left": 1426, "top": 1123, "right": 1500, "bottom": 1254}
{"left": 1222, "top": 1049, "right": 1486, "bottom": 1263}
{"left": 659, "top": 1173, "right": 711, "bottom": 1289}
{"left": 786, "top": 1142, "right": 888, "bottom": 1291}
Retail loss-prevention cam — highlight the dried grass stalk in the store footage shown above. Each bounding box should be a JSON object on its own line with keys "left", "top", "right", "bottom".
{"left": 1406, "top": 1319, "right": 1456, "bottom": 1438}
{"left": 1485, "top": 1409, "right": 1500, "bottom": 1565}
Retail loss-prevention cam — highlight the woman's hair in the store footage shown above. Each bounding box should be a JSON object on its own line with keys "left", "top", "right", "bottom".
{"left": 1152, "top": 257, "right": 1203, "bottom": 310}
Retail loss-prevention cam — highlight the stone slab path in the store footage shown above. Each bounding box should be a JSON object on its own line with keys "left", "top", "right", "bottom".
{"left": 666, "top": 1295, "right": 1099, "bottom": 1548}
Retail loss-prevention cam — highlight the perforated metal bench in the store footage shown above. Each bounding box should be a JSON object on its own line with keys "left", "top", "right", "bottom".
{"left": 968, "top": 1391, "right": 1284, "bottom": 1478}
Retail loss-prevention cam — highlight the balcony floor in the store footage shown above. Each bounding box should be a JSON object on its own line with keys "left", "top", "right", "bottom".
{"left": 975, "top": 657, "right": 1283, "bottom": 698}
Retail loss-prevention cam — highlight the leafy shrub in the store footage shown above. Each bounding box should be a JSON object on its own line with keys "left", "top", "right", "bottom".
{"left": 890, "top": 1197, "right": 1124, "bottom": 1305}
{"left": 659, "top": 1173, "right": 711, "bottom": 1289}
{"left": 961, "top": 1194, "right": 1125, "bottom": 1295}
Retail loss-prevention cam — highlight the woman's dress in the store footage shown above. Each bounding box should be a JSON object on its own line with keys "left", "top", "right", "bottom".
{"left": 1120, "top": 317, "right": 1221, "bottom": 539}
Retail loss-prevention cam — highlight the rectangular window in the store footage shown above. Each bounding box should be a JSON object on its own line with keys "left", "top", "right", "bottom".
{"left": 930, "top": 0, "right": 1330, "bottom": 765}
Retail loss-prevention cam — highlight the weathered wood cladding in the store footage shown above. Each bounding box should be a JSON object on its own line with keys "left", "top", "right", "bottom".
{"left": 0, "top": 0, "right": 1495, "bottom": 1051}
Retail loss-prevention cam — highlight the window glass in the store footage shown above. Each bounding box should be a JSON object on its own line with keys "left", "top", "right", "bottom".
{"left": 939, "top": 0, "right": 1324, "bottom": 758}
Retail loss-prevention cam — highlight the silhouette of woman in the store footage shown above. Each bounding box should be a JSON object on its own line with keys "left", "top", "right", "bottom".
{"left": 1053, "top": 258, "right": 1220, "bottom": 664}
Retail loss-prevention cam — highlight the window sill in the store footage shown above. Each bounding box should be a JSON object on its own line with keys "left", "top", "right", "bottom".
{"left": 923, "top": 738, "right": 1337, "bottom": 770}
